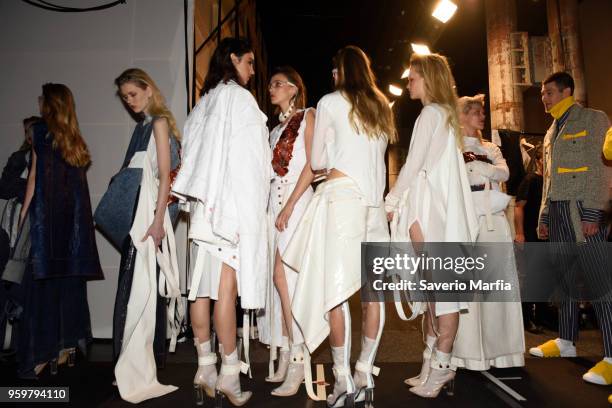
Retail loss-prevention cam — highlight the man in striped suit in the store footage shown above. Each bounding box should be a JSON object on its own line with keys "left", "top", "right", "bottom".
{"left": 529, "top": 72, "right": 612, "bottom": 385}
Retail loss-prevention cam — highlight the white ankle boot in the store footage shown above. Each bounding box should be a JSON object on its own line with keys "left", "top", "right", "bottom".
{"left": 409, "top": 350, "right": 455, "bottom": 399}
{"left": 215, "top": 348, "right": 252, "bottom": 407}
{"left": 271, "top": 343, "right": 305, "bottom": 397}
{"left": 354, "top": 337, "right": 379, "bottom": 404}
{"left": 266, "top": 342, "right": 290, "bottom": 383}
{"left": 194, "top": 338, "right": 217, "bottom": 404}
{"left": 405, "top": 335, "right": 436, "bottom": 387}
{"left": 327, "top": 346, "right": 355, "bottom": 408}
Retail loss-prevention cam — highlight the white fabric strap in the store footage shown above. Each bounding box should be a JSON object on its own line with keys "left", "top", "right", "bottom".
{"left": 484, "top": 178, "right": 494, "bottom": 231}
{"left": 242, "top": 311, "right": 252, "bottom": 378}
{"left": 156, "top": 209, "right": 184, "bottom": 353}
{"left": 355, "top": 360, "right": 380, "bottom": 376}
{"left": 198, "top": 354, "right": 217, "bottom": 366}
{"left": 302, "top": 348, "right": 324, "bottom": 401}
{"left": 221, "top": 361, "right": 242, "bottom": 375}
{"left": 187, "top": 242, "right": 205, "bottom": 301}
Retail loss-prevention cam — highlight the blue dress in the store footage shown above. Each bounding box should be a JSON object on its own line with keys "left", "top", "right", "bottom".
{"left": 16, "top": 121, "right": 102, "bottom": 378}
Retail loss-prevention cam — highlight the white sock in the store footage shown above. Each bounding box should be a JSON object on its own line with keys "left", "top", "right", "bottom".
{"left": 555, "top": 338, "right": 575, "bottom": 350}
{"left": 424, "top": 335, "right": 436, "bottom": 358}
{"left": 604, "top": 357, "right": 612, "bottom": 364}
{"left": 358, "top": 337, "right": 376, "bottom": 362}
{"left": 435, "top": 350, "right": 451, "bottom": 365}
{"left": 224, "top": 348, "right": 238, "bottom": 363}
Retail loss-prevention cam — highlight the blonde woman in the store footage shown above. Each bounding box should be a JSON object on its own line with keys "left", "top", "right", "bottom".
{"left": 385, "top": 54, "right": 479, "bottom": 398}
{"left": 284, "top": 45, "right": 395, "bottom": 407}
{"left": 450, "top": 94, "right": 525, "bottom": 370}
{"left": 257, "top": 66, "right": 315, "bottom": 397}
{"left": 111, "top": 68, "right": 182, "bottom": 403}
{"left": 17, "top": 84, "right": 103, "bottom": 378}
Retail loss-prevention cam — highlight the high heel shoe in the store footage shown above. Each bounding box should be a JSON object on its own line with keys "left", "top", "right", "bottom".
{"left": 271, "top": 344, "right": 305, "bottom": 397}
{"left": 354, "top": 360, "right": 378, "bottom": 406}
{"left": 58, "top": 348, "right": 77, "bottom": 367}
{"left": 327, "top": 365, "right": 355, "bottom": 408}
{"left": 194, "top": 338, "right": 218, "bottom": 405}
{"left": 404, "top": 348, "right": 432, "bottom": 387}
{"left": 266, "top": 348, "right": 290, "bottom": 383}
{"left": 327, "top": 346, "right": 355, "bottom": 408}
{"left": 409, "top": 351, "right": 455, "bottom": 399}
{"left": 215, "top": 348, "right": 251, "bottom": 407}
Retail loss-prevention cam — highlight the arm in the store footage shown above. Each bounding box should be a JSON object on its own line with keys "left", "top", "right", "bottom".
{"left": 581, "top": 112, "right": 611, "bottom": 236}
{"left": 474, "top": 143, "right": 510, "bottom": 182}
{"left": 385, "top": 106, "right": 438, "bottom": 213}
{"left": 310, "top": 101, "right": 333, "bottom": 171}
{"left": 514, "top": 201, "right": 526, "bottom": 242}
{"left": 142, "top": 118, "right": 171, "bottom": 247}
{"left": 276, "top": 109, "right": 316, "bottom": 232}
{"left": 19, "top": 148, "right": 37, "bottom": 226}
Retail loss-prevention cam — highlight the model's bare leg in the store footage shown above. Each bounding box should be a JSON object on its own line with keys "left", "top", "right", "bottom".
{"left": 192, "top": 297, "right": 217, "bottom": 401}
{"left": 214, "top": 262, "right": 252, "bottom": 404}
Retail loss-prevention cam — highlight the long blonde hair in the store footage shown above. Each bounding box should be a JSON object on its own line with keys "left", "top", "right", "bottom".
{"left": 334, "top": 46, "right": 397, "bottom": 143}
{"left": 114, "top": 68, "right": 181, "bottom": 141}
{"left": 41, "top": 83, "right": 91, "bottom": 168}
{"left": 410, "top": 53, "right": 462, "bottom": 148}
{"left": 458, "top": 93, "right": 486, "bottom": 142}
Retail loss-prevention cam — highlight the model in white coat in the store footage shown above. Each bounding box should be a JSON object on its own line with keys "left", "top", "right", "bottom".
{"left": 451, "top": 94, "right": 525, "bottom": 370}
{"left": 385, "top": 53, "right": 479, "bottom": 399}
{"left": 283, "top": 46, "right": 396, "bottom": 407}
{"left": 257, "top": 66, "right": 315, "bottom": 397}
{"left": 172, "top": 37, "right": 271, "bottom": 407}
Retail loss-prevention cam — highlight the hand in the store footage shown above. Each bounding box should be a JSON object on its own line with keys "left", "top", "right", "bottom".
{"left": 582, "top": 221, "right": 599, "bottom": 237}
{"left": 387, "top": 212, "right": 394, "bottom": 222}
{"left": 538, "top": 223, "right": 549, "bottom": 240}
{"left": 275, "top": 203, "right": 295, "bottom": 232}
{"left": 142, "top": 221, "right": 165, "bottom": 247}
{"left": 514, "top": 233, "right": 525, "bottom": 243}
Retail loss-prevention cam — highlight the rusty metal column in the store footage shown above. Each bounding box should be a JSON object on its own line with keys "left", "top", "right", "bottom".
{"left": 485, "top": 0, "right": 524, "bottom": 132}
{"left": 547, "top": 0, "right": 587, "bottom": 106}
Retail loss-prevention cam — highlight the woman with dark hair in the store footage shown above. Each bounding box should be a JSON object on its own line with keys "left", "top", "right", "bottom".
{"left": 257, "top": 66, "right": 315, "bottom": 397}
{"left": 109, "top": 68, "right": 183, "bottom": 403}
{"left": 284, "top": 46, "right": 396, "bottom": 407}
{"left": 172, "top": 37, "right": 270, "bottom": 406}
{"left": 15, "top": 83, "right": 103, "bottom": 378}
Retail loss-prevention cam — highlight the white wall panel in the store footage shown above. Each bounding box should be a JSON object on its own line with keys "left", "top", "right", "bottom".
{"left": 0, "top": 0, "right": 191, "bottom": 338}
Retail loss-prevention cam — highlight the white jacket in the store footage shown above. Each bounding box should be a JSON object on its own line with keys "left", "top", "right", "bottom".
{"left": 172, "top": 80, "right": 271, "bottom": 309}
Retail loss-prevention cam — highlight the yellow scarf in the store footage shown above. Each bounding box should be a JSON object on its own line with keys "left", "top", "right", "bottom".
{"left": 548, "top": 95, "right": 575, "bottom": 119}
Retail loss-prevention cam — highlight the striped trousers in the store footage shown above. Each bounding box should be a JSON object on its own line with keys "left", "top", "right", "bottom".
{"left": 548, "top": 201, "right": 612, "bottom": 357}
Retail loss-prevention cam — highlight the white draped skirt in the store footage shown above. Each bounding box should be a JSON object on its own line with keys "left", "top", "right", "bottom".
{"left": 283, "top": 177, "right": 389, "bottom": 353}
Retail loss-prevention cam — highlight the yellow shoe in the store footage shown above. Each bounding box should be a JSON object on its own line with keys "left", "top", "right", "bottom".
{"left": 608, "top": 394, "right": 612, "bottom": 404}
{"left": 529, "top": 339, "right": 576, "bottom": 358}
{"left": 583, "top": 360, "right": 612, "bottom": 385}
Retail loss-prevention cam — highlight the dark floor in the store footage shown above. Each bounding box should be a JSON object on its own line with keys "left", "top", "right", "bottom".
{"left": 1, "top": 297, "right": 610, "bottom": 407}
{"left": 1, "top": 357, "right": 610, "bottom": 408}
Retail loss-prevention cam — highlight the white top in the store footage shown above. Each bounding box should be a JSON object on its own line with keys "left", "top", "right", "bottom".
{"left": 462, "top": 136, "right": 509, "bottom": 191}
{"left": 387, "top": 103, "right": 479, "bottom": 243}
{"left": 311, "top": 91, "right": 388, "bottom": 207}
{"left": 386, "top": 104, "right": 451, "bottom": 212}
